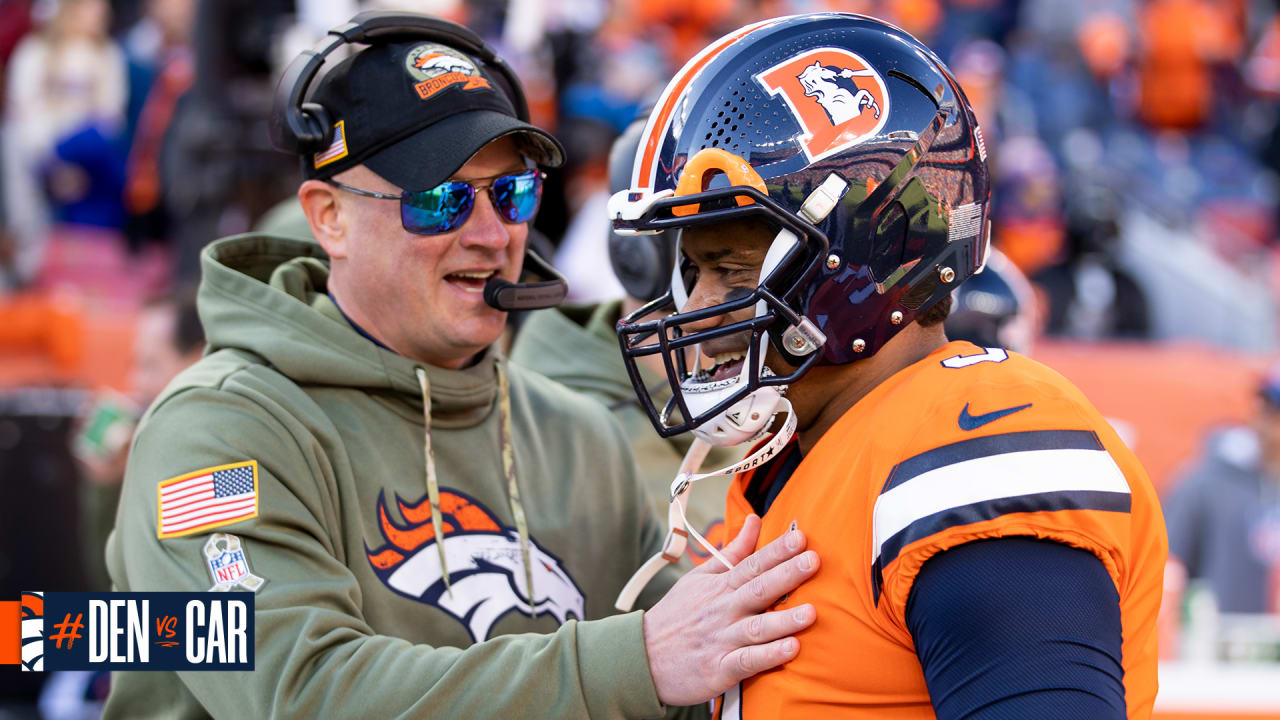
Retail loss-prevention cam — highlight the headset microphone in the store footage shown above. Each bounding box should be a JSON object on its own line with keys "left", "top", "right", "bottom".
{"left": 483, "top": 249, "right": 567, "bottom": 311}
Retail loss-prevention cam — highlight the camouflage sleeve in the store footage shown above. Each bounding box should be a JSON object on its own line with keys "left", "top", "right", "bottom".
{"left": 105, "top": 386, "right": 664, "bottom": 720}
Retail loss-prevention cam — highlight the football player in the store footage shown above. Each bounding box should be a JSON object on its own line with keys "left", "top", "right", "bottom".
{"left": 610, "top": 14, "right": 1167, "bottom": 719}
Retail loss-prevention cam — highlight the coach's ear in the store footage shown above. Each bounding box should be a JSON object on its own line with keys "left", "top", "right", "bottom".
{"left": 298, "top": 179, "right": 347, "bottom": 259}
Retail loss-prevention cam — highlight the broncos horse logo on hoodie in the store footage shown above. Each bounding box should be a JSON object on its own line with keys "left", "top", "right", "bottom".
{"left": 366, "top": 489, "right": 585, "bottom": 642}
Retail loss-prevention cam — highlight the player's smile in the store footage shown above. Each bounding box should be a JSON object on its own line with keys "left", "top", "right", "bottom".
{"left": 689, "top": 347, "right": 750, "bottom": 383}
{"left": 678, "top": 217, "right": 776, "bottom": 382}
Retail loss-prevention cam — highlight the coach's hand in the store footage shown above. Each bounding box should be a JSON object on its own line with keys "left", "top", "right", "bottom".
{"left": 642, "top": 514, "right": 819, "bottom": 706}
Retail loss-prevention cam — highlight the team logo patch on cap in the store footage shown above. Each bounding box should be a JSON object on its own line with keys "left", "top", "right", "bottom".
{"left": 405, "top": 43, "right": 491, "bottom": 101}
{"left": 755, "top": 47, "right": 890, "bottom": 162}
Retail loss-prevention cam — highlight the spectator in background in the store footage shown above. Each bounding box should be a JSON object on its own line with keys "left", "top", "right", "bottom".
{"left": 1247, "top": 5, "right": 1280, "bottom": 220}
{"left": 1164, "top": 366, "right": 1280, "bottom": 614}
{"left": 1135, "top": 0, "right": 1243, "bottom": 132}
{"left": 990, "top": 134, "right": 1066, "bottom": 279}
{"left": 991, "top": 133, "right": 1153, "bottom": 340}
{"left": 120, "top": 0, "right": 195, "bottom": 255}
{"left": 2, "top": 0, "right": 126, "bottom": 287}
{"left": 0, "top": 0, "right": 34, "bottom": 285}
{"left": 73, "top": 287, "right": 203, "bottom": 591}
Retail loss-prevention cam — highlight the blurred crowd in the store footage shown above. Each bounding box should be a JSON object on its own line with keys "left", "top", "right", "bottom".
{"left": 3, "top": 0, "right": 1280, "bottom": 338}
{"left": 3, "top": 0, "right": 1280, "bottom": 714}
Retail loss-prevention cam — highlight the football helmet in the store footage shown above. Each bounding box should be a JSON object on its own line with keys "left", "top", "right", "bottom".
{"left": 610, "top": 13, "right": 991, "bottom": 439}
{"left": 946, "top": 247, "right": 1036, "bottom": 355}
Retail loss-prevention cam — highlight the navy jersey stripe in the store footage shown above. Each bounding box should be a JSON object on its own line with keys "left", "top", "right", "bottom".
{"left": 881, "top": 430, "right": 1105, "bottom": 495}
{"left": 871, "top": 489, "right": 1131, "bottom": 603}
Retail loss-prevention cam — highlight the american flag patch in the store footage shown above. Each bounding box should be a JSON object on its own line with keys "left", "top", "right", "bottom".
{"left": 313, "top": 120, "right": 349, "bottom": 169}
{"left": 157, "top": 461, "right": 259, "bottom": 539}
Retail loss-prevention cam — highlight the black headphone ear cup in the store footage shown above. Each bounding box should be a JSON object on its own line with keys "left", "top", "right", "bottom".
{"left": 650, "top": 230, "right": 674, "bottom": 302}
{"left": 295, "top": 102, "right": 334, "bottom": 154}
{"left": 609, "top": 231, "right": 669, "bottom": 303}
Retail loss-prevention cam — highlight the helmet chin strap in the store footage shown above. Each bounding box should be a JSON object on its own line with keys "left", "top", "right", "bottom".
{"left": 615, "top": 398, "right": 796, "bottom": 611}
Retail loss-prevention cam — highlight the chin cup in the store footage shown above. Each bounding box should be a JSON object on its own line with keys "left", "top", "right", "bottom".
{"left": 691, "top": 385, "right": 785, "bottom": 447}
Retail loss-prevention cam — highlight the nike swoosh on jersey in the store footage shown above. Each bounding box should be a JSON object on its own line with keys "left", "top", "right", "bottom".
{"left": 958, "top": 402, "right": 1033, "bottom": 431}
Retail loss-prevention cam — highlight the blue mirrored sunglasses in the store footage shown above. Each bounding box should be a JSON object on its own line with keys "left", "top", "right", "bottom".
{"left": 327, "top": 169, "right": 544, "bottom": 236}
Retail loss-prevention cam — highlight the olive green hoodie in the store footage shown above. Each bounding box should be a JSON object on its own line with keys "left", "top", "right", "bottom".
{"left": 510, "top": 303, "right": 742, "bottom": 569}
{"left": 105, "top": 235, "right": 676, "bottom": 719}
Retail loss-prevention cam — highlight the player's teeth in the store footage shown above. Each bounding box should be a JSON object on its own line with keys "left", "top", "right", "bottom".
{"left": 451, "top": 271, "right": 494, "bottom": 279}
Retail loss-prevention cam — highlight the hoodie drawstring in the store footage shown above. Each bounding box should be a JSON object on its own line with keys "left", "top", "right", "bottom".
{"left": 496, "top": 362, "right": 535, "bottom": 617}
{"left": 415, "top": 367, "right": 452, "bottom": 597}
{"left": 415, "top": 364, "right": 534, "bottom": 615}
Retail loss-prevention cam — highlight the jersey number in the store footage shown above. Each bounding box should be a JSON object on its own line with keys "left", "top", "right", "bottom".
{"left": 941, "top": 347, "right": 1008, "bottom": 369}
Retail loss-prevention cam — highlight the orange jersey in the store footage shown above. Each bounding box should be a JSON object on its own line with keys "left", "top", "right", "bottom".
{"left": 716, "top": 341, "right": 1167, "bottom": 719}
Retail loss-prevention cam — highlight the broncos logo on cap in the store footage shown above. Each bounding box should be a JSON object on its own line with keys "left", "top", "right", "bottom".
{"left": 404, "top": 43, "right": 492, "bottom": 101}
{"left": 366, "top": 489, "right": 585, "bottom": 642}
{"left": 755, "top": 47, "right": 890, "bottom": 162}
{"left": 413, "top": 52, "right": 476, "bottom": 77}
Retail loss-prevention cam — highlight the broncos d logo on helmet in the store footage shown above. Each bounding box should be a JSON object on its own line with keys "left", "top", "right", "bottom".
{"left": 755, "top": 47, "right": 890, "bottom": 162}
{"left": 366, "top": 489, "right": 585, "bottom": 642}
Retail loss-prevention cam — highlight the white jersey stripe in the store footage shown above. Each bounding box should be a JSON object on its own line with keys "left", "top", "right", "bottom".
{"left": 872, "top": 447, "right": 1129, "bottom": 565}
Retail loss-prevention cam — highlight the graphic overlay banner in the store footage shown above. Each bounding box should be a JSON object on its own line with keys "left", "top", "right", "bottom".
{"left": 0, "top": 600, "right": 17, "bottom": 665}
{"left": 5, "top": 592, "right": 254, "bottom": 671}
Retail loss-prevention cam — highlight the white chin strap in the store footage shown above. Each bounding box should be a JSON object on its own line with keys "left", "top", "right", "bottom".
{"left": 614, "top": 397, "right": 796, "bottom": 612}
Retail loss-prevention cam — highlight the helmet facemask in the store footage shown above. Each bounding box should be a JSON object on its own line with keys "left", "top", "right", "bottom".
{"left": 613, "top": 172, "right": 836, "bottom": 443}
{"left": 611, "top": 14, "right": 991, "bottom": 443}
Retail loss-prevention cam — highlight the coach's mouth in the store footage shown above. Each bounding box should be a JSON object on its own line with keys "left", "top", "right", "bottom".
{"left": 444, "top": 269, "right": 499, "bottom": 294}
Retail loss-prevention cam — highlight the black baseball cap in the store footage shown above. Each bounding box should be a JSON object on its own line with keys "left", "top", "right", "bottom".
{"left": 304, "top": 39, "right": 564, "bottom": 190}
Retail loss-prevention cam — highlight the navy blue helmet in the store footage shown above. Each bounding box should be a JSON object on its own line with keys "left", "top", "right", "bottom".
{"left": 609, "top": 13, "right": 991, "bottom": 438}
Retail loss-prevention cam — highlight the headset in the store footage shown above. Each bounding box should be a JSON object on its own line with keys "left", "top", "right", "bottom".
{"left": 269, "top": 10, "right": 567, "bottom": 312}
{"left": 606, "top": 111, "right": 674, "bottom": 303}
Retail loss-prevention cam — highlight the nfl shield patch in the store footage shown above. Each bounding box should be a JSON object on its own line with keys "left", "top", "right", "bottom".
{"left": 204, "top": 534, "right": 265, "bottom": 592}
